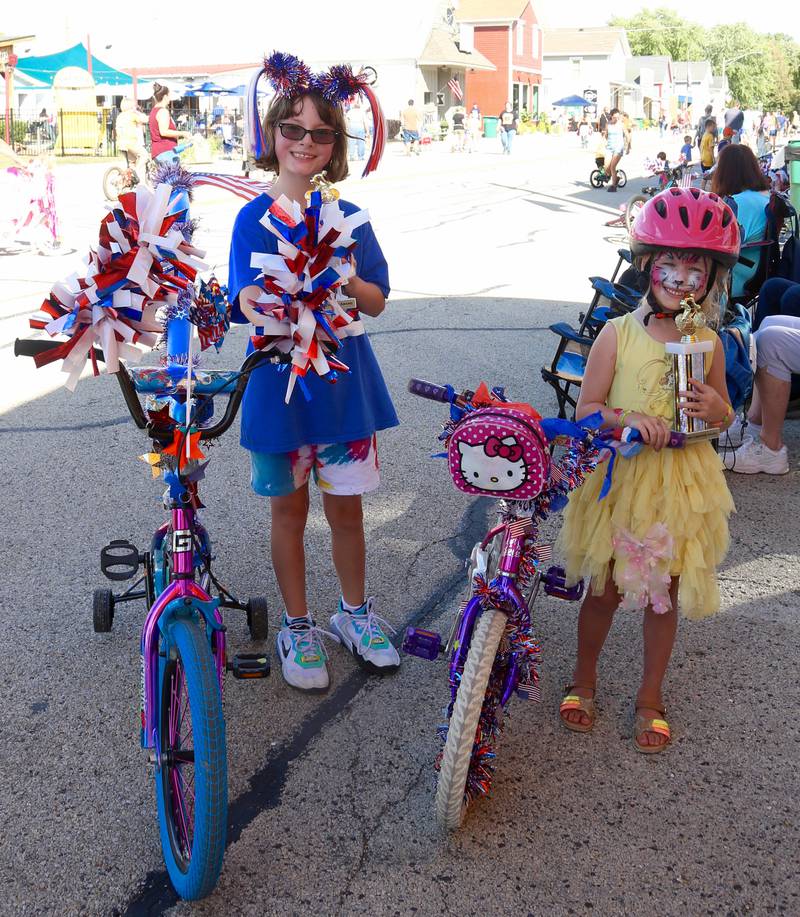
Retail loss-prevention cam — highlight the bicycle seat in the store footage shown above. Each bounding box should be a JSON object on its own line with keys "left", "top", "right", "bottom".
{"left": 129, "top": 366, "right": 240, "bottom": 396}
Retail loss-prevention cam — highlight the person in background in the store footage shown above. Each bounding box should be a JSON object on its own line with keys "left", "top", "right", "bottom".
{"left": 498, "top": 102, "right": 518, "bottom": 154}
{"left": 696, "top": 104, "right": 713, "bottom": 149}
{"left": 466, "top": 103, "right": 481, "bottom": 152}
{"left": 710, "top": 143, "right": 770, "bottom": 302}
{"left": 115, "top": 98, "right": 149, "bottom": 180}
{"left": 622, "top": 111, "right": 633, "bottom": 154}
{"left": 699, "top": 117, "right": 717, "bottom": 175}
{"left": 722, "top": 317, "right": 798, "bottom": 475}
{"left": 724, "top": 100, "right": 744, "bottom": 143}
{"left": 717, "top": 126, "right": 735, "bottom": 156}
{"left": 604, "top": 108, "right": 625, "bottom": 192}
{"left": 451, "top": 106, "right": 466, "bottom": 152}
{"left": 578, "top": 114, "right": 592, "bottom": 149}
{"left": 149, "top": 83, "right": 191, "bottom": 160}
{"left": 598, "top": 106, "right": 609, "bottom": 135}
{"left": 345, "top": 98, "right": 368, "bottom": 161}
{"left": 400, "top": 98, "right": 421, "bottom": 155}
{"left": 679, "top": 134, "right": 694, "bottom": 165}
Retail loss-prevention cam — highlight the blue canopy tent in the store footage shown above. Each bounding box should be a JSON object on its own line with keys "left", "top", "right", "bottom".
{"left": 15, "top": 43, "right": 133, "bottom": 87}
{"left": 552, "top": 95, "right": 592, "bottom": 107}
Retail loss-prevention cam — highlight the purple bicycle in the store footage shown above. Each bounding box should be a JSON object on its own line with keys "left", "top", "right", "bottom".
{"left": 403, "top": 379, "right": 606, "bottom": 829}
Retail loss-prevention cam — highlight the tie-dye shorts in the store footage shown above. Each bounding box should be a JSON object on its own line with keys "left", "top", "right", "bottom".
{"left": 250, "top": 434, "right": 380, "bottom": 497}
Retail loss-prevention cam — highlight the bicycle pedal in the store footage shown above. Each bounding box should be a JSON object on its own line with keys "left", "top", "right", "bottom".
{"left": 543, "top": 565, "right": 585, "bottom": 601}
{"left": 100, "top": 540, "right": 140, "bottom": 581}
{"left": 228, "top": 652, "right": 270, "bottom": 680}
{"left": 402, "top": 627, "right": 443, "bottom": 661}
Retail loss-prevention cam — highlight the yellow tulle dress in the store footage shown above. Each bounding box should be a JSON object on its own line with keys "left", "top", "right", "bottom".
{"left": 558, "top": 312, "right": 734, "bottom": 620}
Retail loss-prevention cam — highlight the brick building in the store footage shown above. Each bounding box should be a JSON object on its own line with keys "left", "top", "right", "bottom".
{"left": 456, "top": 0, "right": 543, "bottom": 117}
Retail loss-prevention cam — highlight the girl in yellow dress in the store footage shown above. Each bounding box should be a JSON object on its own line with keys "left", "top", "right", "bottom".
{"left": 558, "top": 187, "right": 740, "bottom": 752}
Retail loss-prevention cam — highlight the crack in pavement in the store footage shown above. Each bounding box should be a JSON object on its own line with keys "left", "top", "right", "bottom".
{"left": 335, "top": 743, "right": 430, "bottom": 917}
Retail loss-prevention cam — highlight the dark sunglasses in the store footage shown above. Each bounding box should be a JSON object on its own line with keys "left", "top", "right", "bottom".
{"left": 277, "top": 122, "right": 339, "bottom": 144}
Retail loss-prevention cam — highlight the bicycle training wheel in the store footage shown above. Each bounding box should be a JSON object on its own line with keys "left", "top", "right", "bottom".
{"left": 435, "top": 605, "right": 507, "bottom": 830}
{"left": 154, "top": 617, "right": 227, "bottom": 900}
{"left": 625, "top": 194, "right": 648, "bottom": 232}
{"left": 617, "top": 169, "right": 628, "bottom": 188}
{"left": 102, "top": 166, "right": 125, "bottom": 202}
{"left": 589, "top": 169, "right": 604, "bottom": 189}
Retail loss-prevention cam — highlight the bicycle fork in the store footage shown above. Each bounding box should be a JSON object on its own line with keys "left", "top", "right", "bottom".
{"left": 139, "top": 505, "right": 225, "bottom": 752}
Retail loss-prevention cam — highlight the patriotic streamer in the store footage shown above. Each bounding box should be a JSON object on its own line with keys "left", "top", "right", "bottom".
{"left": 28, "top": 180, "right": 208, "bottom": 389}
{"left": 245, "top": 186, "right": 371, "bottom": 403}
{"left": 190, "top": 277, "right": 231, "bottom": 352}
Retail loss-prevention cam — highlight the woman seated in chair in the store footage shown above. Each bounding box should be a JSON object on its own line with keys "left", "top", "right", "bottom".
{"left": 711, "top": 144, "right": 771, "bottom": 302}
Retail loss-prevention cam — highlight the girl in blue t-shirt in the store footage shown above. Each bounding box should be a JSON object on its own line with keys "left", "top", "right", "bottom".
{"left": 228, "top": 53, "right": 400, "bottom": 692}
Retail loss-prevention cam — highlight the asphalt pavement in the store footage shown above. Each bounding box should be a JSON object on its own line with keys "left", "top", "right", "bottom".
{"left": 1, "top": 130, "right": 798, "bottom": 916}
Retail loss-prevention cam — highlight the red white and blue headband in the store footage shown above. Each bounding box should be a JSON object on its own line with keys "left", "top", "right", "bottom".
{"left": 245, "top": 50, "right": 385, "bottom": 178}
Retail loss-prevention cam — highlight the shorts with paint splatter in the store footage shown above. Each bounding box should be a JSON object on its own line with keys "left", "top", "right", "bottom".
{"left": 250, "top": 435, "right": 380, "bottom": 497}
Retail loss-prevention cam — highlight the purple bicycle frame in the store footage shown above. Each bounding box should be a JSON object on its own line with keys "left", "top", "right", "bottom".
{"left": 448, "top": 520, "right": 531, "bottom": 706}
{"left": 139, "top": 505, "right": 225, "bottom": 750}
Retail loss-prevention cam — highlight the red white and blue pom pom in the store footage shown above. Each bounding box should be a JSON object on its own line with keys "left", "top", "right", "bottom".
{"left": 264, "top": 51, "right": 312, "bottom": 96}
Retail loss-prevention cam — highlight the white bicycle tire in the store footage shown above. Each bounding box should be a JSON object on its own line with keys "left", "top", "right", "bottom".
{"left": 434, "top": 605, "right": 506, "bottom": 830}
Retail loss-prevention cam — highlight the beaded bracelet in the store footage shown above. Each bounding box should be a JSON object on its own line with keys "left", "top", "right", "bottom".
{"left": 717, "top": 403, "right": 733, "bottom": 426}
{"left": 613, "top": 407, "right": 633, "bottom": 427}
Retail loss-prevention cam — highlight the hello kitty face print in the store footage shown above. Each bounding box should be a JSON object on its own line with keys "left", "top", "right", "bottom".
{"left": 650, "top": 251, "right": 711, "bottom": 308}
{"left": 457, "top": 437, "right": 528, "bottom": 492}
{"left": 447, "top": 407, "right": 550, "bottom": 500}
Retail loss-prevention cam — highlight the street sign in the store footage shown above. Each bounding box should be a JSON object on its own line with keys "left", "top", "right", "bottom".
{"left": 583, "top": 88, "right": 597, "bottom": 119}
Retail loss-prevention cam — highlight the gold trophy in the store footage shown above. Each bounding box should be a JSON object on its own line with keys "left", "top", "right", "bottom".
{"left": 665, "top": 295, "right": 717, "bottom": 441}
{"left": 304, "top": 171, "right": 340, "bottom": 203}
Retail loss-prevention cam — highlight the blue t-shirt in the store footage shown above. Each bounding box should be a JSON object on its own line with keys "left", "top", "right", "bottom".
{"left": 729, "top": 190, "right": 769, "bottom": 299}
{"left": 680, "top": 143, "right": 693, "bottom": 162}
{"left": 228, "top": 193, "right": 399, "bottom": 453}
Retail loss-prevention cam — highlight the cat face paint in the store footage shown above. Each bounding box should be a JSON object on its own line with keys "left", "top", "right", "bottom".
{"left": 650, "top": 251, "right": 711, "bottom": 309}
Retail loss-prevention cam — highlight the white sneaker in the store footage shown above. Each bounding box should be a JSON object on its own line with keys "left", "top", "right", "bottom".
{"left": 330, "top": 597, "right": 401, "bottom": 674}
{"left": 724, "top": 415, "right": 761, "bottom": 448}
{"left": 276, "top": 614, "right": 339, "bottom": 692}
{"left": 722, "top": 438, "right": 789, "bottom": 474}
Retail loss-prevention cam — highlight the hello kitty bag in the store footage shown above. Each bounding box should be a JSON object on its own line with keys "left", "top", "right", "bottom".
{"left": 447, "top": 407, "right": 551, "bottom": 500}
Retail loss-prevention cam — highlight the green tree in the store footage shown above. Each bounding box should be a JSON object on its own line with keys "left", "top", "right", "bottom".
{"left": 609, "top": 8, "right": 706, "bottom": 60}
{"left": 705, "top": 23, "right": 773, "bottom": 109}
{"left": 762, "top": 33, "right": 800, "bottom": 111}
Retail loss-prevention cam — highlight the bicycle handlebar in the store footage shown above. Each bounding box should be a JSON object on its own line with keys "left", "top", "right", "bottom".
{"left": 15, "top": 336, "right": 291, "bottom": 444}
{"left": 408, "top": 376, "right": 697, "bottom": 450}
{"left": 407, "top": 378, "right": 451, "bottom": 402}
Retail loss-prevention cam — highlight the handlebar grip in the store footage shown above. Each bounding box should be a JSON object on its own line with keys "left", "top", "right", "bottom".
{"left": 407, "top": 379, "right": 451, "bottom": 403}
{"left": 623, "top": 428, "right": 686, "bottom": 448}
{"left": 14, "top": 337, "right": 107, "bottom": 363}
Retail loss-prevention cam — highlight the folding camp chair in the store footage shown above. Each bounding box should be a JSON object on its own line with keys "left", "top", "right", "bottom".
{"left": 541, "top": 275, "right": 641, "bottom": 419}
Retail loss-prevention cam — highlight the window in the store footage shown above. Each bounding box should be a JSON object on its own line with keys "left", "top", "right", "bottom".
{"left": 424, "top": 91, "right": 432, "bottom": 105}
{"left": 516, "top": 21, "right": 525, "bottom": 56}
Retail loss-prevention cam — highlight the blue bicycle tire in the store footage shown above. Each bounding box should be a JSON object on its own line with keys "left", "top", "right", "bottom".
{"left": 154, "top": 617, "right": 227, "bottom": 900}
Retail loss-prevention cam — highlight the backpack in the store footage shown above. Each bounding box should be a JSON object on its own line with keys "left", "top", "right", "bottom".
{"left": 777, "top": 205, "right": 800, "bottom": 283}
{"left": 447, "top": 407, "right": 550, "bottom": 500}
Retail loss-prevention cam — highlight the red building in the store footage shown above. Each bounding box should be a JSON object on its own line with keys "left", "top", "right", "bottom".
{"left": 457, "top": 0, "right": 543, "bottom": 117}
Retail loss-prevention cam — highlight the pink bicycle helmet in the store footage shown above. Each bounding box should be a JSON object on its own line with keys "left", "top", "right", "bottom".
{"left": 630, "top": 187, "right": 740, "bottom": 268}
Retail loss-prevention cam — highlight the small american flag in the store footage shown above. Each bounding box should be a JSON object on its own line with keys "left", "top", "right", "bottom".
{"left": 447, "top": 77, "right": 463, "bottom": 101}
